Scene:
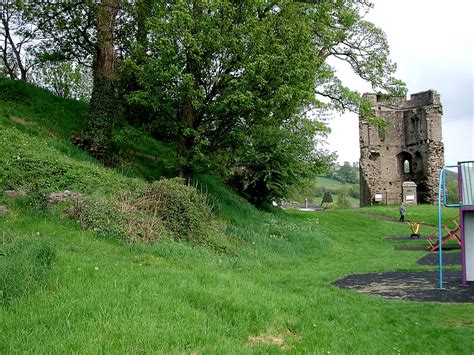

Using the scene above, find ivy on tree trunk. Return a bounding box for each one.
[84,0,119,160]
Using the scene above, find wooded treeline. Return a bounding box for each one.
[0,0,405,205]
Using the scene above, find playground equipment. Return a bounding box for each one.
[438,161,474,288]
[408,222,421,239]
[426,217,461,251]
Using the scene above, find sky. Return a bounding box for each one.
[326,0,474,165]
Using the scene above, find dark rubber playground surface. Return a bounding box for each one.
[395,245,461,251]
[333,271,474,303]
[417,252,461,266]
[385,236,423,241]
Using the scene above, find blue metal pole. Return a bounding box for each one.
[437,168,444,289]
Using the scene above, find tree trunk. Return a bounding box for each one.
[84,0,119,160]
[176,1,202,178]
[176,101,196,178]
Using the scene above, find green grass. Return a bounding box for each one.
[0,79,473,352]
[315,176,350,189]
[356,204,459,226]
[1,203,473,353]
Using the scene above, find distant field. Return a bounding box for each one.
[315,176,350,189]
[315,176,359,208]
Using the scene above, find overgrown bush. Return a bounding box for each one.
[69,178,233,252]
[0,235,55,305]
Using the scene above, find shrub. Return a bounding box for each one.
[321,191,333,205]
[69,178,233,252]
[336,186,352,209]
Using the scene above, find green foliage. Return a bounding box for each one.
[333,161,358,184]
[322,191,333,205]
[0,235,55,305]
[73,178,229,251]
[288,179,318,203]
[146,179,221,244]
[348,184,360,199]
[0,1,37,81]
[127,0,402,200]
[227,117,334,205]
[0,170,228,257]
[9,1,407,204]
[336,186,352,209]
[32,61,92,101]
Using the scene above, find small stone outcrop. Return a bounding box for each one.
[47,190,84,203]
[4,189,27,198]
[0,205,7,215]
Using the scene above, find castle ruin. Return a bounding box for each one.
[359,90,444,206]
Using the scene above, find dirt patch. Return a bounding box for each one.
[333,271,474,303]
[9,116,37,126]
[417,252,461,266]
[247,330,300,351]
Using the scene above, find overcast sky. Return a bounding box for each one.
[326,0,474,165]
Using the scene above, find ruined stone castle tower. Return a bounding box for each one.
[359,90,444,206]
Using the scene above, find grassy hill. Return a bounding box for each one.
[314,176,359,208]
[0,79,473,353]
[315,176,349,189]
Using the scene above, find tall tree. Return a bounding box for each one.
[27,0,120,159]
[0,1,38,81]
[334,161,358,184]
[132,0,326,176]
[130,0,405,202]
[86,0,120,158]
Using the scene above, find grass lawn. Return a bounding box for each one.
[1,203,472,353]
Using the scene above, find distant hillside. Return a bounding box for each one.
[315,176,352,189]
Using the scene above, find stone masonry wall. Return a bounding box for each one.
[359,90,444,206]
